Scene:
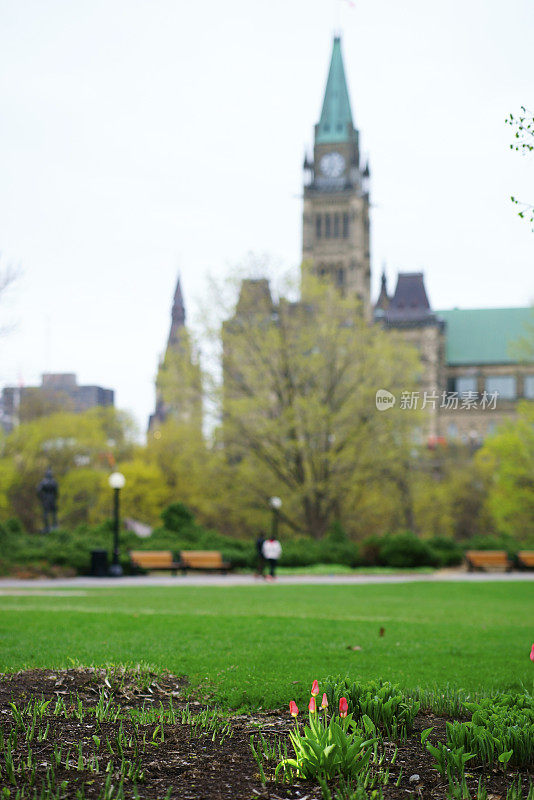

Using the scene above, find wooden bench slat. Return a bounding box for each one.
[518,551,534,568]
[179,550,232,572]
[129,550,180,572]
[465,550,510,572]
[129,549,232,574]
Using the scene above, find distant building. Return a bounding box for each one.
[240,36,534,445]
[148,277,202,433]
[375,273,533,442]
[0,373,114,433]
[151,35,533,449]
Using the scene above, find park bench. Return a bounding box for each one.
[129,550,181,575]
[465,550,511,572]
[178,550,232,574]
[517,551,534,569]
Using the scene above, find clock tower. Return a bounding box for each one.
[302,36,371,318]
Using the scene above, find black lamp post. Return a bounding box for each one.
[108,472,125,577]
[269,496,282,538]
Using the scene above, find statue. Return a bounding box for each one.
[37,468,59,533]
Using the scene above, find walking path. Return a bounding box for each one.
[0,569,533,592]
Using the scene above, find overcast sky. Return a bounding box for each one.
[1,0,533,433]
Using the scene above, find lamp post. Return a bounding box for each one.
[108,472,125,577]
[269,496,282,539]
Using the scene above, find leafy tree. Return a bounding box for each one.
[413,444,495,540]
[0,408,136,531]
[119,458,170,525]
[153,334,203,430]
[476,402,534,542]
[58,468,109,528]
[216,272,422,539]
[147,418,214,513]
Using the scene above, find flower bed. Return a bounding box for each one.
[1,670,533,799]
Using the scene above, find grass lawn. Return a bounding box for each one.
[0,581,532,709]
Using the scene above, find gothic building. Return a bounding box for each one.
[149,277,202,433]
[154,35,533,445]
[300,35,533,444]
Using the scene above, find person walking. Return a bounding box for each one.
[262,535,282,581]
[255,533,266,577]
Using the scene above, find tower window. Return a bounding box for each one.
[325,214,331,238]
[343,213,349,238]
[315,215,322,239]
[333,214,340,238]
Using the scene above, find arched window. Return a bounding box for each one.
[343,213,349,238]
[325,214,331,238]
[315,215,322,239]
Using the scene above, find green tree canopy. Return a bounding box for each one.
[0,407,137,531]
[217,273,423,538]
[476,401,534,542]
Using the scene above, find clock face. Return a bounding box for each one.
[320,152,346,178]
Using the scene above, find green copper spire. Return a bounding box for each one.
[316,36,354,144]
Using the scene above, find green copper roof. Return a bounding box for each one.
[437,307,534,365]
[316,36,354,144]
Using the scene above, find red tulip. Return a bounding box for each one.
[308,696,317,713]
[321,693,328,709]
[530,644,534,662]
[311,680,319,696]
[289,701,299,717]
[339,697,348,718]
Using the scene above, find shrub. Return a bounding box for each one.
[327,520,348,543]
[4,517,24,536]
[379,532,439,568]
[358,535,383,567]
[278,538,360,568]
[160,502,195,533]
[0,521,137,576]
[427,536,463,567]
[279,539,319,567]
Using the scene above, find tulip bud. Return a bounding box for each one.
[530,644,534,662]
[321,693,328,709]
[311,679,319,697]
[289,701,299,717]
[339,697,348,718]
[308,696,317,713]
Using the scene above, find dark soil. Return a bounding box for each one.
[0,668,532,799]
